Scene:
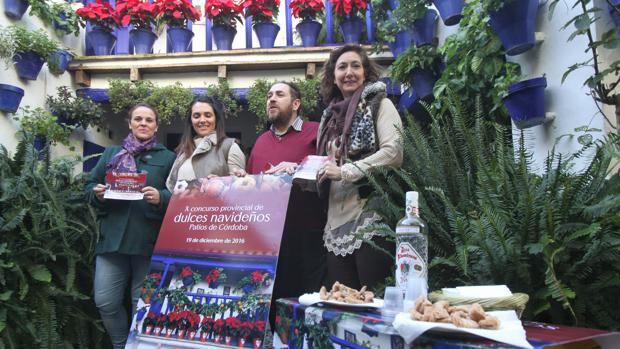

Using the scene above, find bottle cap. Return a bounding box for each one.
[406,191,418,206]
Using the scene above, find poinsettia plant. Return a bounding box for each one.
[155,0,201,28]
[179,266,202,287]
[116,0,160,30]
[329,0,366,19]
[141,272,162,301]
[75,0,121,32]
[225,316,241,337]
[252,320,266,339]
[204,0,244,28]
[213,318,226,336]
[244,0,280,25]
[205,267,228,287]
[237,270,273,293]
[238,321,253,339]
[289,0,324,20]
[143,311,158,327]
[166,311,182,329]
[200,316,215,333]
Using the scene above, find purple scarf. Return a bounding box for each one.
[106,133,156,172]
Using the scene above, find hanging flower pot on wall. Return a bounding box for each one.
[398,87,418,114]
[254,22,280,48]
[296,19,322,47]
[339,16,364,44]
[431,0,464,26]
[167,27,194,53]
[4,0,29,19]
[87,27,117,56]
[212,25,237,50]
[409,68,437,99]
[387,0,399,11]
[503,76,547,129]
[13,51,45,81]
[388,30,412,58]
[609,1,620,27]
[0,84,25,113]
[48,49,73,75]
[412,9,438,46]
[130,29,157,55]
[489,0,539,56]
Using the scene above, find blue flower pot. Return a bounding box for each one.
[167,27,194,53]
[340,16,364,44]
[48,49,72,75]
[0,83,25,113]
[208,281,219,289]
[34,135,47,153]
[398,87,418,114]
[13,51,45,81]
[150,300,163,314]
[296,19,322,47]
[87,28,117,56]
[382,78,402,96]
[388,30,412,58]
[4,0,29,19]
[242,285,254,293]
[412,9,438,46]
[136,308,147,321]
[432,0,464,26]
[254,22,280,48]
[489,0,539,56]
[212,25,236,50]
[409,68,437,99]
[130,29,157,55]
[503,76,547,129]
[387,0,399,10]
[182,275,194,286]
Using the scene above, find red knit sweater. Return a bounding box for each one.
[247,121,325,231]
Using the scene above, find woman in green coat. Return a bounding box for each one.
[85,103,175,349]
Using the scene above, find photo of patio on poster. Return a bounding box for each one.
[125,174,293,349]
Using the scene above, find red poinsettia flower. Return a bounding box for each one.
[250,270,263,283]
[155,0,201,28]
[289,0,324,20]
[330,0,366,18]
[75,0,121,32]
[213,318,226,335]
[252,320,266,339]
[243,0,280,25]
[115,0,160,30]
[180,266,194,278]
[205,0,244,28]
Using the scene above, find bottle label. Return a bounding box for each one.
[406,202,419,219]
[396,226,420,234]
[395,242,426,291]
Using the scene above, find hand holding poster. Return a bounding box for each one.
[125,174,292,349]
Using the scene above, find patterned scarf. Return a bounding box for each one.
[106,133,156,172]
[317,81,386,163]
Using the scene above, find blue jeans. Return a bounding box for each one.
[94,253,151,349]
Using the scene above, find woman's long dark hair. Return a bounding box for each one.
[175,95,227,157]
[319,44,382,104]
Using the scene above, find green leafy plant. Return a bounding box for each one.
[145,82,194,124]
[0,25,17,69]
[364,94,620,330]
[50,2,82,36]
[205,78,242,118]
[371,0,427,48]
[107,79,155,115]
[548,0,620,131]
[247,77,321,132]
[0,137,104,347]
[46,86,105,129]
[4,25,59,60]
[14,106,73,146]
[389,45,442,84]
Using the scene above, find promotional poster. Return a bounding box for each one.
[125,174,292,349]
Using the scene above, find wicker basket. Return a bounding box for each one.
[428,291,529,318]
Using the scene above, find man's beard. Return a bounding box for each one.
[269,105,294,127]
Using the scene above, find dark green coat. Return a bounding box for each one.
[85,144,176,256]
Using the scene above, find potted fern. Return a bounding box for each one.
[3,25,59,81]
[46,86,105,129]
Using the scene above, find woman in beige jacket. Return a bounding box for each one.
[317,44,403,290]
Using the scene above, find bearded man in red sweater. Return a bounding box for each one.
[246,81,326,327]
